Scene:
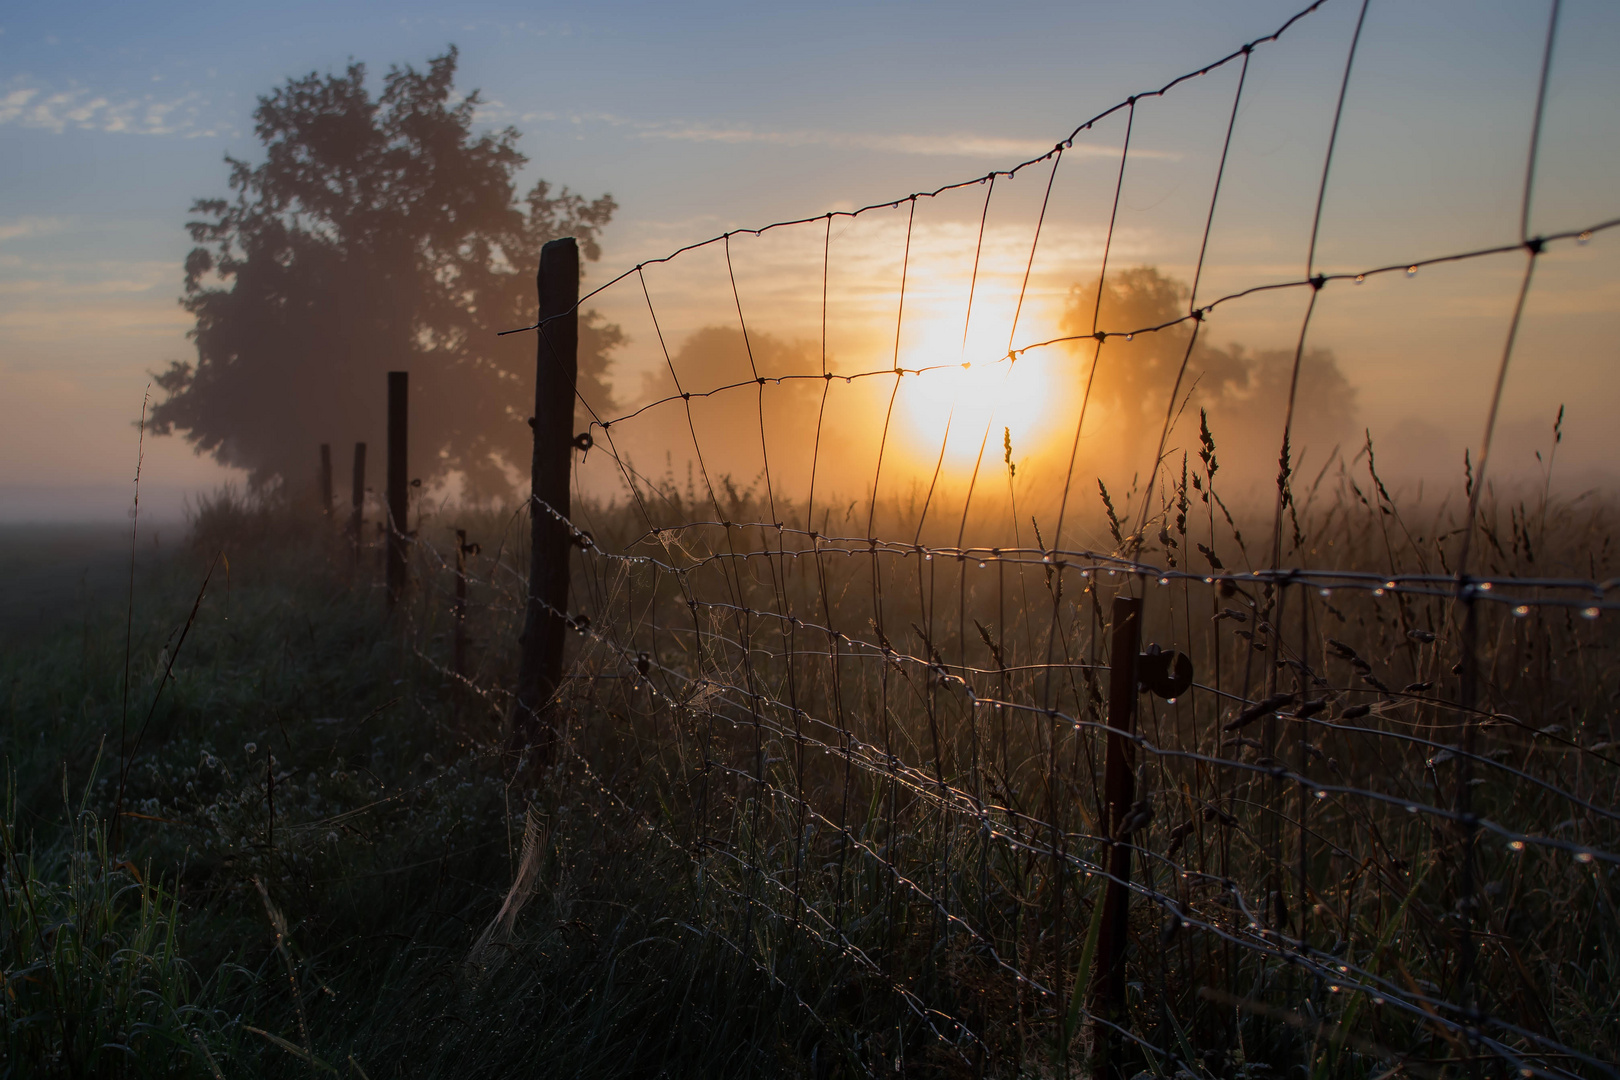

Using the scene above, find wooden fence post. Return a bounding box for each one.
[386,372,409,609]
[511,237,579,762]
[454,528,470,678]
[319,443,333,516]
[1092,592,1143,1074]
[350,442,367,561]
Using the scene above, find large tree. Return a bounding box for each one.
[153,48,620,499]
[1059,267,1356,473]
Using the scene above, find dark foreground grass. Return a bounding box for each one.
[6,467,1618,1079]
[1,506,841,1078]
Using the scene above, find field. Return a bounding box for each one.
[4,452,1617,1078]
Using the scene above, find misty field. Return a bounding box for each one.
[3,440,1617,1077]
[7,1,1620,1076]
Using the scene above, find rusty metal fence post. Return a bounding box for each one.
[1091,592,1143,1074]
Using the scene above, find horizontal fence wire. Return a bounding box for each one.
[396,0,1620,1074]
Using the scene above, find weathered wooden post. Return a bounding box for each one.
[386,372,409,609]
[454,528,470,678]
[319,443,333,516]
[1091,593,1143,1075]
[511,237,579,762]
[350,442,367,561]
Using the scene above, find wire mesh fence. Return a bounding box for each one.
[385,1,1618,1074]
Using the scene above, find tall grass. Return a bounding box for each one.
[2,764,232,1077]
[2,438,1615,1077]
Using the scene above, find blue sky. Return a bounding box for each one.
[2,0,1616,519]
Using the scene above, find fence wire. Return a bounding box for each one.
[400,0,1620,1074]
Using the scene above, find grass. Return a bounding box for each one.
[3,445,1617,1078]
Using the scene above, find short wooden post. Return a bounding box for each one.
[511,237,579,761]
[319,443,333,516]
[454,528,470,678]
[350,442,367,560]
[386,372,409,609]
[1092,593,1143,1074]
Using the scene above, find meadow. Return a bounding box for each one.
[4,425,1616,1078]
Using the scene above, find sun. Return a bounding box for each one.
[894,319,1069,474]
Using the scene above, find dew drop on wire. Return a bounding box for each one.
[1319,588,1332,597]
[1513,604,1530,617]
[978,561,987,569]
[924,553,933,561]
[1509,840,1525,852]
[1575,851,1595,864]
[1578,230,1592,245]
[1406,265,1418,277]
[1581,606,1600,620]
[1125,333,1134,341]
[1354,274,1365,284]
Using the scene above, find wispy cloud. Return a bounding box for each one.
[639,124,1064,160]
[0,79,234,138]
[541,112,1177,163]
[0,216,67,243]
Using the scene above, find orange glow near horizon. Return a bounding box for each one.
[891,293,1078,474]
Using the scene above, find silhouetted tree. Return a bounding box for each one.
[1060,267,1356,471]
[152,48,620,499]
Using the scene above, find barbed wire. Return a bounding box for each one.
[396,0,1620,1070]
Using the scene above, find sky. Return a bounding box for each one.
[2,0,1617,522]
